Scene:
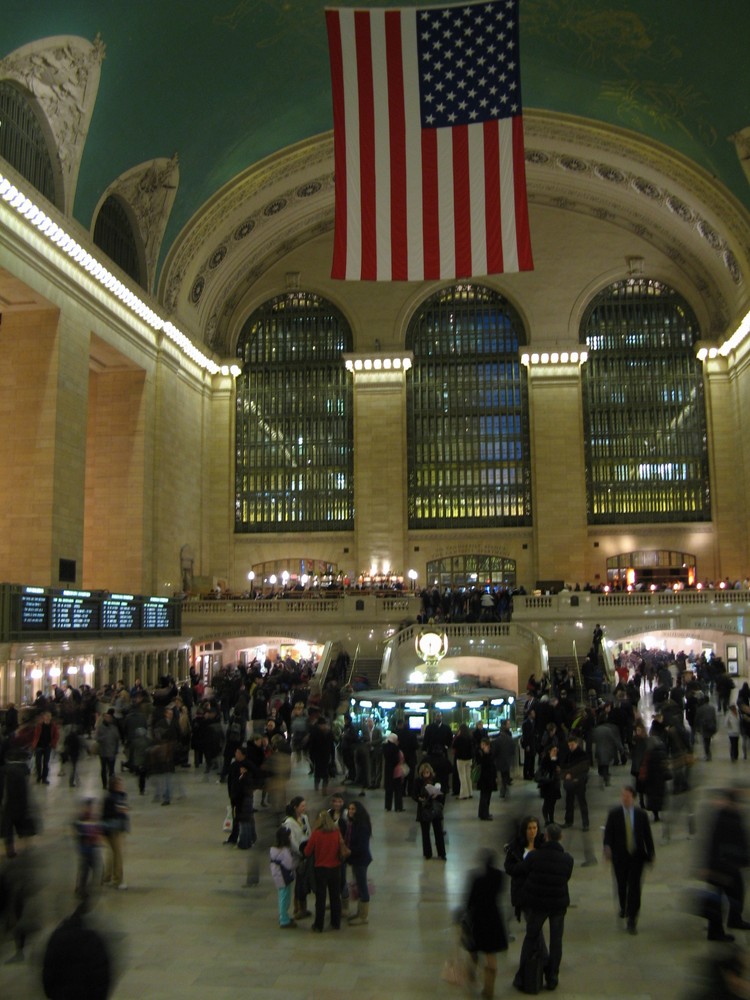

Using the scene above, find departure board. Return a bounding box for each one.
[8,585,181,640]
[102,597,140,630]
[142,600,173,630]
[50,595,100,631]
[20,593,49,630]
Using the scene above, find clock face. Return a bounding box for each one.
[418,631,444,657]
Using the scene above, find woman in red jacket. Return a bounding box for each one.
[304,810,343,932]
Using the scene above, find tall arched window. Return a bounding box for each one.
[406,283,531,528]
[581,278,710,523]
[235,292,353,532]
[93,194,143,287]
[0,80,57,205]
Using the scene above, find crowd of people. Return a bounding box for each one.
[2,639,750,997]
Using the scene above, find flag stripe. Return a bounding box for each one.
[452,125,471,278]
[326,10,348,280]
[421,127,440,279]
[436,127,455,279]
[354,11,377,280]
[483,120,503,274]
[499,116,519,273]
[385,11,406,280]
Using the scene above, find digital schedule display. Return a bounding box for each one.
[21,593,49,630]
[50,595,100,631]
[142,600,173,630]
[10,586,180,640]
[102,597,140,630]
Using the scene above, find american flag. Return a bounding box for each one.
[326,0,533,281]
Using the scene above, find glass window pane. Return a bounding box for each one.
[234,292,353,533]
[406,284,531,529]
[580,279,710,524]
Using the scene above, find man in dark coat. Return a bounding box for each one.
[422,711,452,756]
[513,823,574,993]
[603,784,655,934]
[562,736,591,831]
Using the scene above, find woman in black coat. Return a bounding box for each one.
[504,815,544,920]
[413,762,447,860]
[462,849,508,1000]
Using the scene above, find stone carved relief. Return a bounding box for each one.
[99,155,180,292]
[0,34,105,213]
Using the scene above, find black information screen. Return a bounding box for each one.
[102,599,140,631]
[142,602,173,630]
[21,594,49,630]
[50,596,101,631]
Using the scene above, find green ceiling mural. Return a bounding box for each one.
[1,0,748,277]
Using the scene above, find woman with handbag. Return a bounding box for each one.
[282,796,312,919]
[414,762,447,860]
[304,810,345,931]
[344,800,373,925]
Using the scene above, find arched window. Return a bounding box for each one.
[426,554,517,590]
[93,195,143,286]
[235,292,353,533]
[0,79,57,205]
[581,278,710,523]
[406,283,531,528]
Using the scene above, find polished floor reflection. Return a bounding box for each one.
[0,726,747,999]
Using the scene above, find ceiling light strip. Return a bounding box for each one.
[0,172,221,376]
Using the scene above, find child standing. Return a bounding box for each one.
[269,826,296,928]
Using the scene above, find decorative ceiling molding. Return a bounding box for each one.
[159,111,750,352]
[0,35,105,215]
[94,155,180,294]
[158,135,334,316]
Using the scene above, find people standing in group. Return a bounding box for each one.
[462,849,508,999]
[512,823,574,994]
[382,731,405,812]
[344,800,373,926]
[476,738,497,821]
[282,796,312,920]
[414,761,447,860]
[269,825,297,929]
[101,775,130,891]
[602,784,655,935]
[304,810,344,932]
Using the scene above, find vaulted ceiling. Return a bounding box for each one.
[2,0,748,272]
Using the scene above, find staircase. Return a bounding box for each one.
[548,655,582,703]
[349,656,383,691]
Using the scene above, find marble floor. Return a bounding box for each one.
[0,732,746,1000]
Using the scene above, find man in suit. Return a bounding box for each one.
[603,784,656,934]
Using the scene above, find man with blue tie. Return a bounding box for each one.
[603,784,655,935]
